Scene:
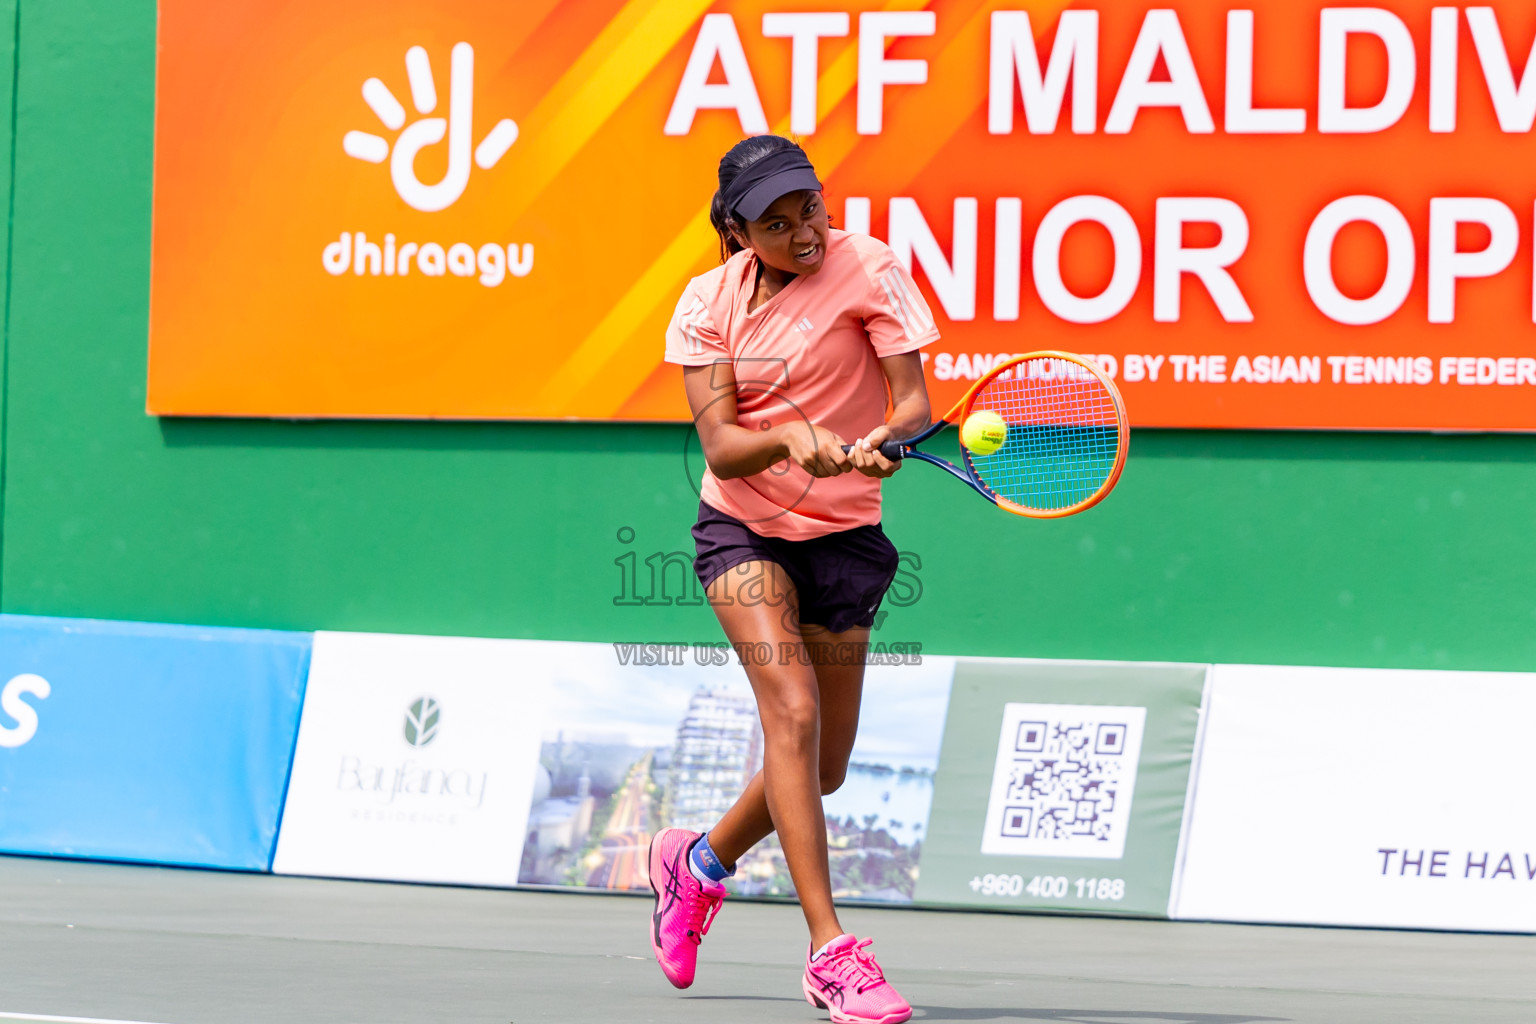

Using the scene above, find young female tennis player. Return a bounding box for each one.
[646,135,937,1024]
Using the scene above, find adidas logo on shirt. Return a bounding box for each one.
[792,317,814,333]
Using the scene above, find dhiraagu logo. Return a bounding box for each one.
[0,673,51,749]
[327,41,534,286]
[343,42,517,212]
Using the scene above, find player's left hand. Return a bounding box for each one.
[848,424,901,478]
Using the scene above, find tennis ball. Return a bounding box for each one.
[961,409,1008,456]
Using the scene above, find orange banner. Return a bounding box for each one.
[149,1,1536,429]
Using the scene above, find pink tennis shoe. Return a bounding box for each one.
[803,934,913,1024]
[647,827,726,989]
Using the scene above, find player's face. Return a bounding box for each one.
[738,190,829,277]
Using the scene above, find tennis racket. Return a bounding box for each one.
[844,351,1128,518]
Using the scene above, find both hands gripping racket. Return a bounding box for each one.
[845,351,1129,518]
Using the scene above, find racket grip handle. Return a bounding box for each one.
[840,440,907,460]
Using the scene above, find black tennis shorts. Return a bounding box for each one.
[691,501,900,634]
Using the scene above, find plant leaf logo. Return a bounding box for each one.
[343,42,518,213]
[403,696,442,748]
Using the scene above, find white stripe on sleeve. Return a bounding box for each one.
[889,270,932,333]
[679,296,710,355]
[878,274,914,339]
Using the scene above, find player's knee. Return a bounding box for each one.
[818,765,846,795]
[764,691,819,748]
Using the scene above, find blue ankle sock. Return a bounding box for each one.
[688,833,733,884]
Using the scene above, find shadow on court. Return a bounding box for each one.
[908,1011,1289,1023]
[684,996,1290,1023]
[684,995,806,1004]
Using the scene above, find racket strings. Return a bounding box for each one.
[965,359,1121,513]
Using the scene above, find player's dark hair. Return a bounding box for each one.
[710,135,808,263]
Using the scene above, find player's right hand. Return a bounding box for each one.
[782,422,853,478]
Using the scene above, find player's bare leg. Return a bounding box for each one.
[708,619,866,858]
[702,560,858,951]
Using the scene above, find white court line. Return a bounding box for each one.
[0,1014,176,1024]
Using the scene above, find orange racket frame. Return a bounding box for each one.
[850,351,1129,518]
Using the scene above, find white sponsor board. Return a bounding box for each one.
[273,631,549,885]
[1173,664,1536,932]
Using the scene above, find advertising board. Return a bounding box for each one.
[1172,663,1536,932]
[915,658,1207,916]
[150,1,1536,429]
[515,642,954,903]
[272,631,550,886]
[0,614,311,870]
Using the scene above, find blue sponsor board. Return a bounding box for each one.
[0,615,310,870]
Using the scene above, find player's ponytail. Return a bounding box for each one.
[709,135,809,264]
[708,187,743,264]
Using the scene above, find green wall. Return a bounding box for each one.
[2,0,1534,671]
[0,0,17,513]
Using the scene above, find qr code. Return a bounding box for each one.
[980,703,1147,860]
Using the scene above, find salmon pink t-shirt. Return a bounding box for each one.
[663,230,939,540]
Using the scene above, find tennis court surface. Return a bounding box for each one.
[1,855,1530,1024]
